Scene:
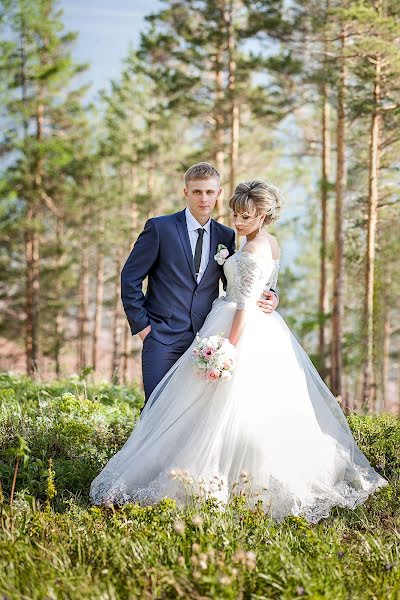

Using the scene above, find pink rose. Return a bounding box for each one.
[203,347,215,359]
[206,369,220,381]
[220,248,229,259]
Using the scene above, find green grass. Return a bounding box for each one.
[0,373,399,599]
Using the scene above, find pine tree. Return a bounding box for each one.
[0,0,89,376]
[331,18,348,401]
[93,49,188,381]
[140,0,267,221]
[336,0,400,410]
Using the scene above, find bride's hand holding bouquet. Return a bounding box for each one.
[192,333,236,381]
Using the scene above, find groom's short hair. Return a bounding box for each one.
[184,162,221,187]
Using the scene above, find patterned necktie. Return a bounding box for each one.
[194,228,205,275]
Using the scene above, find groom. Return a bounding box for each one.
[121,162,279,404]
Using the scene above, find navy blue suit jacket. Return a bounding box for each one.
[121,209,236,345]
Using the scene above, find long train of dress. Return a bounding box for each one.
[90,247,388,523]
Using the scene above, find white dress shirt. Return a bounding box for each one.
[185,207,211,284]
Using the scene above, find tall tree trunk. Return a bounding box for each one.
[381,303,390,413]
[111,246,124,383]
[121,320,131,385]
[146,160,155,219]
[130,166,139,232]
[362,53,382,412]
[26,91,45,377]
[331,25,347,401]
[397,345,400,415]
[318,0,331,379]
[54,217,64,377]
[214,47,225,222]
[92,216,104,372]
[120,168,139,383]
[19,12,28,138]
[146,123,155,218]
[25,207,40,377]
[22,12,40,376]
[319,77,331,378]
[77,211,90,371]
[224,0,239,200]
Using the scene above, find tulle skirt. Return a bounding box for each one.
[90,297,388,523]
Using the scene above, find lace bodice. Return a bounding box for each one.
[224,248,279,309]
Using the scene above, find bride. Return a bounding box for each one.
[90,179,388,523]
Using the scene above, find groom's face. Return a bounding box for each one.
[184,177,221,223]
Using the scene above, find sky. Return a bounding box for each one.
[60,0,163,100]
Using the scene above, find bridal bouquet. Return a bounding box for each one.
[192,333,236,382]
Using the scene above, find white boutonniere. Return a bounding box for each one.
[214,244,229,265]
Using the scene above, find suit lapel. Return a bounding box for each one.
[176,210,197,282]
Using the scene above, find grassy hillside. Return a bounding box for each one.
[0,373,399,599]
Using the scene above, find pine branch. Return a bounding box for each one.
[40,191,63,218]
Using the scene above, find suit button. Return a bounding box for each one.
[194,292,198,296]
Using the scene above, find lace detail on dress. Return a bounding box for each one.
[224,249,278,309]
[91,450,387,524]
[235,252,261,310]
[265,260,280,292]
[254,465,387,524]
[91,471,171,507]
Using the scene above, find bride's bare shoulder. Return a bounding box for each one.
[243,233,280,260]
[266,233,280,260]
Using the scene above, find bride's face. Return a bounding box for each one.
[232,209,265,236]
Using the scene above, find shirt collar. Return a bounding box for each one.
[185,207,211,234]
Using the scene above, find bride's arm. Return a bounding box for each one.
[257,238,281,313]
[228,249,259,346]
[229,309,247,346]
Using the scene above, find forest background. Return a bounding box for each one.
[0,0,399,415]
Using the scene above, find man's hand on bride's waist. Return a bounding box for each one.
[257,290,279,314]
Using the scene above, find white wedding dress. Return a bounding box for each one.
[90,242,388,523]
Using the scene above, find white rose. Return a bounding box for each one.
[214,253,225,265]
[214,244,229,265]
[221,370,232,382]
[207,335,220,349]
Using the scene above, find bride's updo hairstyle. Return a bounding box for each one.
[229,179,282,225]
